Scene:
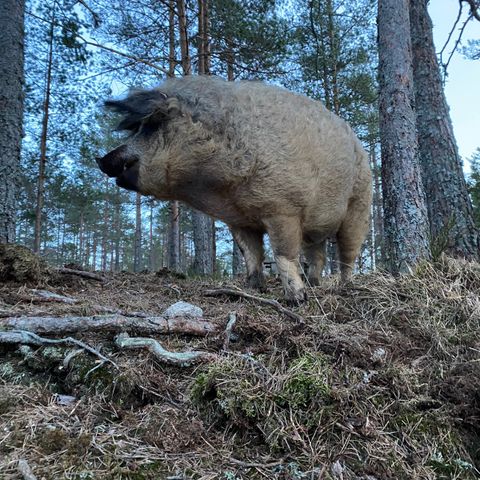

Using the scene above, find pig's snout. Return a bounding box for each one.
[96,145,140,192]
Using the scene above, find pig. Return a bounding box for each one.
[97,75,372,304]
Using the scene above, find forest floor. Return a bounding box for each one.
[0,246,480,479]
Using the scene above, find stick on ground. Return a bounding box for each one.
[57,267,105,282]
[0,330,118,369]
[17,459,37,480]
[0,314,218,336]
[204,288,305,324]
[115,332,218,366]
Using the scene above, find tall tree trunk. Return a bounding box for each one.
[378,0,430,273]
[226,40,243,276]
[176,0,191,74]
[167,0,181,271]
[168,200,181,270]
[33,7,55,253]
[149,200,155,271]
[101,178,109,270]
[176,0,214,275]
[371,143,384,266]
[0,0,25,243]
[114,186,121,271]
[410,0,479,259]
[133,192,142,272]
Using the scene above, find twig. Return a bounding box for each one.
[114,332,218,366]
[229,457,285,469]
[223,311,237,350]
[462,0,480,21]
[204,288,305,324]
[17,459,37,480]
[58,267,105,282]
[0,330,118,369]
[1,314,218,336]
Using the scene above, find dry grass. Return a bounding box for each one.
[1,254,480,478]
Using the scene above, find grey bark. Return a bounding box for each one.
[33,11,54,253]
[0,0,25,243]
[168,200,181,270]
[133,192,142,272]
[378,0,430,272]
[189,0,215,275]
[410,0,479,259]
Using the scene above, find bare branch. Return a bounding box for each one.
[204,288,305,324]
[462,0,480,21]
[114,332,217,366]
[1,314,218,336]
[0,330,118,368]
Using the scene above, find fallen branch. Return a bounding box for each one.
[17,459,37,480]
[29,289,77,304]
[1,314,218,336]
[57,267,105,282]
[0,330,118,369]
[115,332,218,366]
[204,288,305,324]
[223,311,237,350]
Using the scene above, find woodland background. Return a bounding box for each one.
[2,0,480,276]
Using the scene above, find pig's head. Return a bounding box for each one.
[96,89,183,195]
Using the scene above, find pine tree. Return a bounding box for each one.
[410,0,479,259]
[0,0,25,243]
[378,0,430,272]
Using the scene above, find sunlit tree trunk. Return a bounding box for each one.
[410,0,479,259]
[378,0,430,272]
[0,0,25,243]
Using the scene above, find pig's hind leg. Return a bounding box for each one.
[302,238,327,286]
[336,198,371,282]
[231,227,266,291]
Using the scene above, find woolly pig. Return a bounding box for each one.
[97,76,372,304]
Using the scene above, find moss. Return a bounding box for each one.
[278,353,332,408]
[0,244,49,283]
[38,428,70,454]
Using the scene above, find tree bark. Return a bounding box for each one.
[410,0,479,259]
[33,8,55,253]
[188,0,215,275]
[0,0,25,243]
[133,192,142,272]
[1,314,218,336]
[378,0,430,273]
[167,0,181,272]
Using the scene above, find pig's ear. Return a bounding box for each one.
[105,89,172,131]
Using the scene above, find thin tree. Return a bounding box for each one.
[410,0,479,259]
[378,0,430,272]
[33,2,56,253]
[133,192,142,272]
[167,0,181,272]
[0,0,25,243]
[176,0,214,275]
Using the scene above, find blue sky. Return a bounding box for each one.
[430,1,480,163]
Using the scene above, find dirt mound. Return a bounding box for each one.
[0,244,50,283]
[1,256,480,479]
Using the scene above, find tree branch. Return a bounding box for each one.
[204,288,305,324]
[114,332,217,366]
[0,314,218,336]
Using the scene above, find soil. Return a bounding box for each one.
[1,246,480,479]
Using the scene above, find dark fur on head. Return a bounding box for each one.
[105,89,177,131]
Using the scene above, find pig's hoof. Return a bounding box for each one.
[285,289,307,306]
[247,272,266,292]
